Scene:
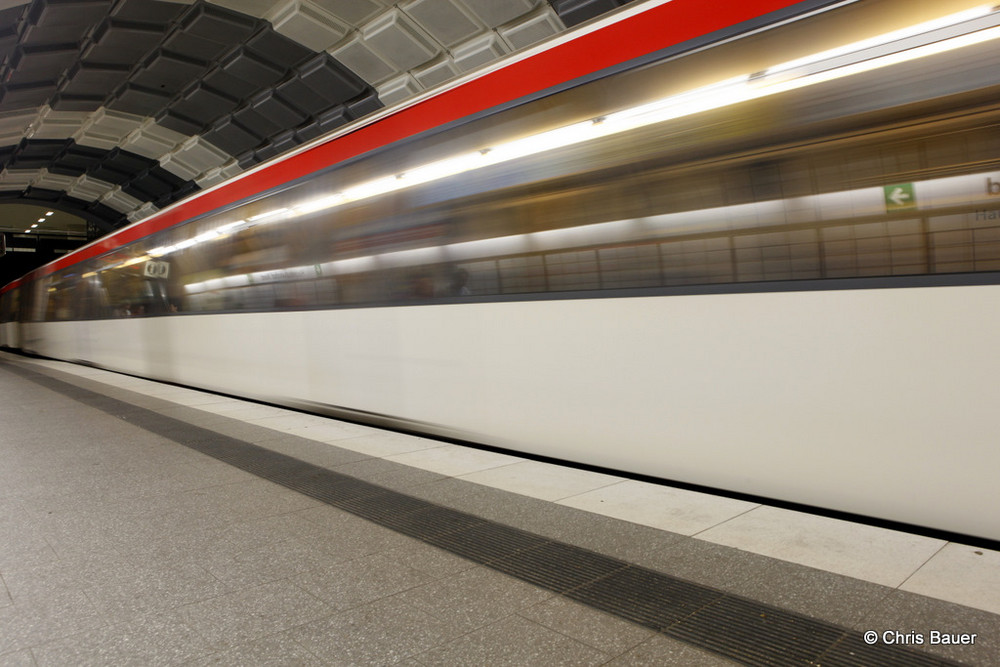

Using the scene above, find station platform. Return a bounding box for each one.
[1,351,998,666]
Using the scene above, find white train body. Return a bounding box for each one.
[5,0,1000,542]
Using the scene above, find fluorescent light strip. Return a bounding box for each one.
[248,208,290,223]
[765,5,994,76]
[757,23,1000,95]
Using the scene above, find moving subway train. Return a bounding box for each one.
[3,0,1000,542]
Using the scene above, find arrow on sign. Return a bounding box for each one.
[883,183,916,211]
[888,187,910,206]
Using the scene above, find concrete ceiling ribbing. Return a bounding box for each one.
[0,0,636,236]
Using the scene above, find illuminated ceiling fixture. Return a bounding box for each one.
[215,220,245,236]
[45,211,53,216]
[37,218,45,223]
[762,5,994,80]
[398,152,485,186]
[247,208,290,224]
[120,255,150,268]
[194,229,224,244]
[754,9,1000,95]
[293,194,346,214]
[148,245,175,258]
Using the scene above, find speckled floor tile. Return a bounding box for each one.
[415,613,612,666]
[293,552,437,612]
[0,648,36,666]
[181,535,336,590]
[186,631,325,666]
[286,594,461,665]
[176,580,334,651]
[78,558,232,623]
[31,612,213,667]
[0,589,106,655]
[0,531,60,573]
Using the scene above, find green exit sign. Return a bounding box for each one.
[884,183,916,211]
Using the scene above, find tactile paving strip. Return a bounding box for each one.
[8,361,958,667]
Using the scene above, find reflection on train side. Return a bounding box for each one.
[179,169,1000,307]
[24,1,1000,321]
[41,160,1000,320]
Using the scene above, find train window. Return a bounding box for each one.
[498,256,547,294]
[598,246,661,289]
[545,251,600,292]
[461,261,500,295]
[0,290,14,324]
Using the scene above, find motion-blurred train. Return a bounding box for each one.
[4,0,1000,543]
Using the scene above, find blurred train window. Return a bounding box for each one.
[597,246,661,289]
[499,256,547,294]
[0,288,17,323]
[461,261,500,295]
[47,279,75,321]
[546,250,600,292]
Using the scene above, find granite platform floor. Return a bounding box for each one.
[1,351,998,666]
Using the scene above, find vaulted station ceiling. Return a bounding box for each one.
[0,0,636,249]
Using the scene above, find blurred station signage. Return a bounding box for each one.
[144,260,169,279]
[884,183,916,211]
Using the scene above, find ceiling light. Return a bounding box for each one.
[248,208,290,223]
[294,194,346,214]
[764,5,994,78]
